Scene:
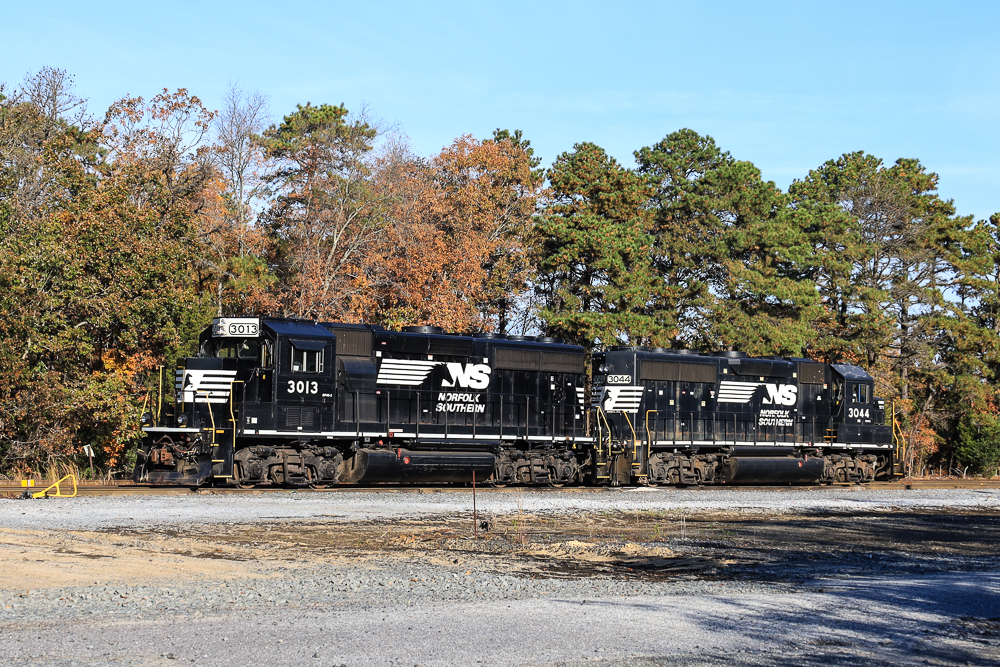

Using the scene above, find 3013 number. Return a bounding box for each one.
[287,380,318,394]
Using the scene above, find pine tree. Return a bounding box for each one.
[636,129,817,355]
[535,143,660,349]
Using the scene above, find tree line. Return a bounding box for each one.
[2,68,998,477]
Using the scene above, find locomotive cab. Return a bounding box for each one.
[828,364,887,448]
[135,317,341,486]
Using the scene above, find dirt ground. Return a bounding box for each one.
[3,507,999,591]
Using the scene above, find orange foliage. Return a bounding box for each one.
[349,135,544,331]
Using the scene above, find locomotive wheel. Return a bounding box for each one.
[235,463,256,490]
[304,466,326,489]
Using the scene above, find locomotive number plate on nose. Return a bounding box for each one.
[606,374,632,384]
[228,322,259,335]
[212,317,261,337]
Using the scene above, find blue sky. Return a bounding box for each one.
[4,1,998,220]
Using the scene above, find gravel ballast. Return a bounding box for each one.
[1,487,998,666]
[2,486,999,531]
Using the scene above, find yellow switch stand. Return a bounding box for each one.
[24,474,77,499]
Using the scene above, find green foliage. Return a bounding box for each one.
[258,102,385,318]
[955,413,1000,476]
[490,128,543,177]
[636,129,818,355]
[0,75,213,472]
[535,142,661,349]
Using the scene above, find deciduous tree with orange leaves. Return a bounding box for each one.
[354,132,545,332]
[0,73,215,471]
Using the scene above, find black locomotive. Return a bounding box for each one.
[134,317,894,487]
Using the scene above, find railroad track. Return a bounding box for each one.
[2,479,999,497]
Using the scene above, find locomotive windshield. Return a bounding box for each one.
[831,377,844,411]
[202,338,260,361]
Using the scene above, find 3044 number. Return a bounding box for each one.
[848,407,870,419]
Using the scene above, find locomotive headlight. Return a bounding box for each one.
[598,364,610,373]
[176,413,189,427]
[140,412,153,426]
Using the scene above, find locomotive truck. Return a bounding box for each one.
[133,317,894,487]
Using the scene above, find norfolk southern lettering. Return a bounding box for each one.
[135,318,894,488]
[436,392,486,413]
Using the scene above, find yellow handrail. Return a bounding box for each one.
[596,408,613,458]
[229,380,244,451]
[596,405,604,454]
[156,365,164,424]
[621,410,637,443]
[31,474,77,499]
[198,391,217,443]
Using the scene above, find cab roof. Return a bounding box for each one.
[263,321,337,339]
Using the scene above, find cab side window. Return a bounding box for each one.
[851,383,870,403]
[292,346,324,373]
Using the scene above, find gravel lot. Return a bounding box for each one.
[1,487,999,666]
[3,486,1000,530]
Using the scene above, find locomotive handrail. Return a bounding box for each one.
[596,405,603,450]
[156,365,164,425]
[645,410,658,474]
[596,407,613,457]
[621,410,640,471]
[228,380,244,449]
[198,391,216,443]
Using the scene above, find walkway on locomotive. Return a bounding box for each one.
[164,318,592,448]
[592,348,891,450]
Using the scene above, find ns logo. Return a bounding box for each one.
[441,363,492,390]
[762,384,798,406]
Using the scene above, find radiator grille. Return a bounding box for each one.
[641,360,716,383]
[428,338,475,357]
[329,329,372,357]
[640,361,678,381]
[540,351,585,374]
[798,362,826,384]
[495,348,540,371]
[679,363,717,383]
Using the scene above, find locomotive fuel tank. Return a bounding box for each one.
[340,449,496,484]
[720,457,826,484]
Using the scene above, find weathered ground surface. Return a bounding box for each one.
[1,487,998,666]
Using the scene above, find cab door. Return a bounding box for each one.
[242,338,275,432]
[846,382,873,425]
[276,337,335,433]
